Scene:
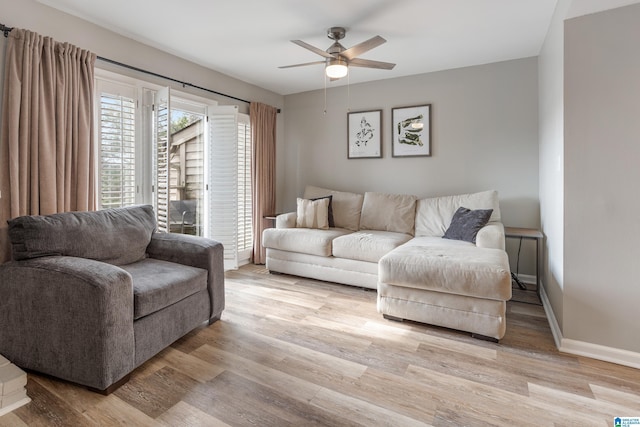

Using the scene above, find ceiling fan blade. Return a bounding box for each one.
[348,57,396,70]
[279,60,326,69]
[291,40,334,59]
[341,35,386,60]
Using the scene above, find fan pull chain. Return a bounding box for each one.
[347,71,350,112]
[323,72,327,115]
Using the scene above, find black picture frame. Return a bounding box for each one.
[347,109,383,159]
[391,104,431,157]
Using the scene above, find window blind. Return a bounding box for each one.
[237,115,253,260]
[97,81,136,209]
[207,106,240,270]
[154,87,171,232]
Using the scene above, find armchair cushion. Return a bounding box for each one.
[146,232,225,321]
[121,259,208,319]
[7,205,156,266]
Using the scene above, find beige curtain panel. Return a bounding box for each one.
[250,102,277,265]
[0,28,97,262]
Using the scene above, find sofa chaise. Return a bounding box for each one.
[0,205,224,393]
[263,186,512,340]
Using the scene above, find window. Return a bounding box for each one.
[94,71,253,268]
[153,88,206,235]
[96,80,137,209]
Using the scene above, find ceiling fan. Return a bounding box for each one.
[279,27,395,80]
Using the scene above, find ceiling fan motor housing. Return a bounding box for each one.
[327,27,346,41]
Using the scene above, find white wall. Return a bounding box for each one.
[564,3,640,352]
[282,58,540,273]
[538,0,571,330]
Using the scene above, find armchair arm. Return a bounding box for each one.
[276,212,296,228]
[0,256,134,391]
[476,222,506,250]
[146,233,224,322]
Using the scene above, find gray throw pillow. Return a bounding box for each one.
[443,207,493,243]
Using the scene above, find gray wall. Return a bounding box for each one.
[563,3,640,352]
[282,58,540,274]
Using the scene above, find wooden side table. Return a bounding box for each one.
[504,227,543,304]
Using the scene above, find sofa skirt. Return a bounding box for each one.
[266,249,378,289]
[377,282,507,339]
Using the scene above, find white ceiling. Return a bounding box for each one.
[34,0,637,95]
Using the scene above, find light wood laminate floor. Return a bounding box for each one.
[2,264,639,426]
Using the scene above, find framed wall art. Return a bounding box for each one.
[347,109,382,159]
[391,104,431,157]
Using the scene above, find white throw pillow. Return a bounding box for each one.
[296,197,330,230]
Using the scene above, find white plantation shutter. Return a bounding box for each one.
[97,80,137,209]
[207,106,242,270]
[237,115,252,259]
[154,87,171,232]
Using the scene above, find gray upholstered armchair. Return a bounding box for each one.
[0,205,224,393]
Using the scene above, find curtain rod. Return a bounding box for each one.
[1,22,280,111]
[0,23,11,37]
[95,56,251,105]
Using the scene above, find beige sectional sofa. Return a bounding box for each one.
[262,185,512,340]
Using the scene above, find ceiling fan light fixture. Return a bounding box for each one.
[325,58,348,79]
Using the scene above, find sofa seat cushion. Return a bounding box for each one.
[379,242,511,301]
[121,258,208,319]
[262,227,351,257]
[333,231,413,263]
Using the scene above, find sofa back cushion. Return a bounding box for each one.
[415,190,501,237]
[359,192,417,235]
[303,186,364,231]
[8,205,157,265]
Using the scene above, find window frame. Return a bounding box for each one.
[93,68,254,266]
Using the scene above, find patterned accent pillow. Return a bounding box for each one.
[443,207,493,243]
[296,197,330,230]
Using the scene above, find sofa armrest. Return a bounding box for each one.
[146,233,224,322]
[276,212,296,228]
[0,256,134,390]
[476,222,506,250]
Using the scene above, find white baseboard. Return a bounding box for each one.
[539,284,563,349]
[560,339,640,370]
[514,273,536,285]
[539,283,640,369]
